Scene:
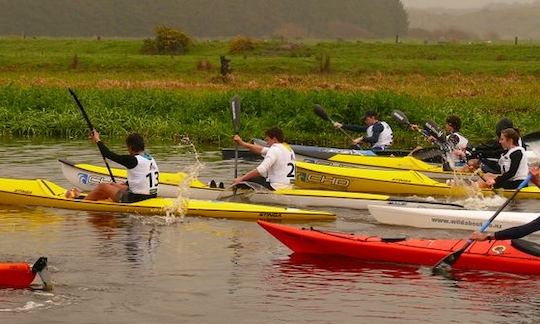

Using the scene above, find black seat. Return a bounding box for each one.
[511,239,540,257]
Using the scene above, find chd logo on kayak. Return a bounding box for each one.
[78,173,111,185]
[296,172,350,188]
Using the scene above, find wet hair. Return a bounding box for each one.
[446,115,462,132]
[495,118,513,138]
[265,127,284,142]
[126,133,145,152]
[500,128,520,146]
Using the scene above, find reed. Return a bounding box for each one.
[0,86,537,148]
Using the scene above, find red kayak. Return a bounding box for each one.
[258,221,540,275]
[0,257,52,290]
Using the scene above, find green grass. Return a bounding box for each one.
[0,38,538,146]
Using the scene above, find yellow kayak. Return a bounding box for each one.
[60,159,222,200]
[295,153,477,181]
[295,161,540,199]
[0,178,336,221]
[59,160,464,209]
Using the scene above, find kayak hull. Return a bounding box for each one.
[60,160,462,210]
[0,178,335,221]
[0,263,35,289]
[60,159,222,200]
[258,220,540,275]
[295,153,468,181]
[368,205,540,232]
[295,161,540,199]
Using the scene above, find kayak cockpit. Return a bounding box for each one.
[511,239,540,257]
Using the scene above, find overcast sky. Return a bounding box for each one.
[402,0,536,9]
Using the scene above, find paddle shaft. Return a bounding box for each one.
[432,174,532,271]
[231,96,241,179]
[313,105,355,142]
[68,88,116,183]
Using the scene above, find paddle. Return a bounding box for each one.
[231,95,241,179]
[432,174,533,274]
[313,104,355,142]
[68,88,116,183]
[523,130,540,155]
[391,110,445,162]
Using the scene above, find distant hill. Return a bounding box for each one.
[408,1,540,40]
[0,0,408,38]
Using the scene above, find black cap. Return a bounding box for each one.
[495,118,513,137]
[363,111,378,120]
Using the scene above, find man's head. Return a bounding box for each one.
[445,115,462,132]
[363,111,379,126]
[126,133,145,154]
[264,127,284,144]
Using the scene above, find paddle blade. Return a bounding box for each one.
[424,120,445,141]
[432,247,467,274]
[523,131,540,155]
[231,95,241,133]
[313,104,330,121]
[391,110,410,126]
[410,148,444,163]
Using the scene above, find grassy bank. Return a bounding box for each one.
[0,87,538,148]
[0,38,538,147]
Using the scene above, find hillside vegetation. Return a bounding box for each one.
[0,0,407,38]
[408,1,540,40]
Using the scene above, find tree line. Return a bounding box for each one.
[0,0,408,38]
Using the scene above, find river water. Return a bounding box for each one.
[1,139,540,323]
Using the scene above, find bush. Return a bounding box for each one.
[229,36,257,54]
[141,38,158,54]
[142,26,193,55]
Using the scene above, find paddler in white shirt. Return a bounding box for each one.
[232,127,295,190]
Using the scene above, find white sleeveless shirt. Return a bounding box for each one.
[257,143,295,189]
[127,154,160,195]
[367,121,393,148]
[498,146,528,181]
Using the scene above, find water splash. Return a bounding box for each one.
[165,136,205,222]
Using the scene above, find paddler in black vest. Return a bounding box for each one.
[471,166,540,241]
[333,111,393,150]
[463,118,525,174]
[477,128,529,190]
[66,130,159,202]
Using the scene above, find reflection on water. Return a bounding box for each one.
[268,253,540,322]
[0,139,540,323]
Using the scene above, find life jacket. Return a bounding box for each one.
[498,146,528,181]
[367,121,393,148]
[127,153,159,195]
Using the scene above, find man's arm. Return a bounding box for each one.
[341,123,368,133]
[233,135,264,155]
[361,123,383,145]
[97,141,138,169]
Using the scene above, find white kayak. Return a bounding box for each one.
[368,205,540,232]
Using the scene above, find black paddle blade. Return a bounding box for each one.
[391,110,410,126]
[523,131,540,154]
[231,95,241,133]
[313,104,330,121]
[410,148,444,163]
[432,246,467,274]
[424,120,445,141]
